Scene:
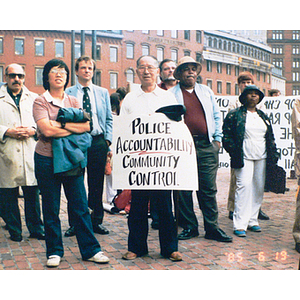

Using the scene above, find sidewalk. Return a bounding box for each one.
[0,168,299,270]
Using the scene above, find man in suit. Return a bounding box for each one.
[65,56,113,236]
[170,56,232,242]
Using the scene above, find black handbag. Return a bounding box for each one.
[265,163,286,194]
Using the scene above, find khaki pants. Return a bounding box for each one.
[227,168,236,212]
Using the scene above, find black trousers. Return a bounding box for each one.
[67,134,108,227]
[0,186,44,237]
[87,135,109,226]
[178,138,220,233]
[128,190,178,257]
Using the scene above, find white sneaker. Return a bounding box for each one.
[87,251,110,264]
[47,255,61,267]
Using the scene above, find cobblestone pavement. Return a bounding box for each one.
[0,168,299,271]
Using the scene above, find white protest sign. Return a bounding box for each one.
[216,95,299,172]
[112,113,198,190]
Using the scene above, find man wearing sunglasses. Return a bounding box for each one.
[0,63,44,242]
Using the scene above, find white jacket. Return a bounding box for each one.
[0,84,38,187]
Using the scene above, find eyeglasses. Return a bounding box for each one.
[7,73,25,79]
[50,69,67,75]
[137,66,157,72]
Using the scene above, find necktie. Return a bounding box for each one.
[82,87,93,131]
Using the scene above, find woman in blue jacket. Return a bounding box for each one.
[222,85,279,237]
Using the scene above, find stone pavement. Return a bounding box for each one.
[0,168,299,270]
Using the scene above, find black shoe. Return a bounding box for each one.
[93,224,109,235]
[178,228,199,240]
[258,210,270,220]
[10,234,22,242]
[29,232,45,240]
[64,226,76,237]
[205,228,232,243]
[228,211,233,220]
[296,243,300,254]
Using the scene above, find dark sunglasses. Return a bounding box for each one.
[7,73,25,79]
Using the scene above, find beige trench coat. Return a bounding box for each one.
[0,84,38,188]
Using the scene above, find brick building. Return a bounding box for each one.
[0,30,123,95]
[0,29,273,95]
[201,30,273,96]
[267,30,300,95]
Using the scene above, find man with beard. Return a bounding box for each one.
[158,59,178,90]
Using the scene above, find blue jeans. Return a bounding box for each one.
[34,152,101,260]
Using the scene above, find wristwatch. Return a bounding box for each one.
[61,121,66,129]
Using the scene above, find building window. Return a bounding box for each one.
[15,38,24,55]
[75,43,81,59]
[95,70,101,86]
[293,86,300,95]
[0,38,3,54]
[235,66,239,76]
[272,45,283,54]
[157,30,163,36]
[272,30,283,40]
[157,47,164,62]
[217,81,222,94]
[226,64,231,75]
[184,30,190,40]
[126,43,134,59]
[235,84,239,95]
[35,67,43,85]
[0,66,3,82]
[110,46,118,62]
[257,71,260,81]
[293,31,300,40]
[35,40,44,56]
[126,69,134,83]
[217,62,222,73]
[293,58,300,68]
[55,41,64,58]
[293,46,300,54]
[184,50,190,56]
[171,49,178,63]
[293,72,300,81]
[196,31,202,43]
[207,79,212,89]
[171,30,177,38]
[96,45,101,60]
[142,30,149,34]
[142,44,149,56]
[273,58,283,68]
[226,82,231,95]
[207,60,212,72]
[196,52,201,63]
[110,72,118,89]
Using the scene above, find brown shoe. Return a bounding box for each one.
[169,251,182,262]
[122,251,137,260]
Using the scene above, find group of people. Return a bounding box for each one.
[0,53,299,269]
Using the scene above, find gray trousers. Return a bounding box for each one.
[178,137,219,232]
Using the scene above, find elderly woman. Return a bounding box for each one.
[33,59,109,267]
[222,85,279,237]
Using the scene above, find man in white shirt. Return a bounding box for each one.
[120,55,182,262]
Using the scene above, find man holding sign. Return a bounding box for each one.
[119,55,183,261]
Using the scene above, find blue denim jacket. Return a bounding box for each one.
[170,83,222,143]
